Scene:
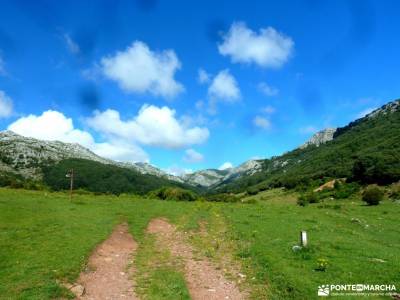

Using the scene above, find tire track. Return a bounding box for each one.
[71,223,138,300]
[147,218,246,300]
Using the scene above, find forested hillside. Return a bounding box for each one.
[214,100,400,193]
[42,159,192,195]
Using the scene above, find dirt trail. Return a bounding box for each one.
[147,218,246,300]
[72,223,138,300]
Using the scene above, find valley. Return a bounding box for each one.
[2,2,400,298]
[0,100,399,299]
[0,188,399,299]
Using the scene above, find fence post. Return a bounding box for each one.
[300,230,308,247]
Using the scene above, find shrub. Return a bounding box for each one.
[246,187,259,196]
[257,185,268,192]
[389,183,400,201]
[241,198,257,204]
[306,192,319,203]
[297,192,319,206]
[362,185,384,206]
[23,181,46,191]
[205,193,240,203]
[297,195,309,206]
[333,182,360,199]
[149,187,198,201]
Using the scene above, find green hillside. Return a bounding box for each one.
[215,100,400,193]
[42,158,191,195]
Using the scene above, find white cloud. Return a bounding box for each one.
[64,34,80,54]
[8,110,149,162]
[180,113,208,128]
[183,148,204,163]
[165,165,193,176]
[219,162,233,170]
[0,90,13,118]
[208,69,240,101]
[258,82,279,96]
[92,140,148,163]
[299,125,318,134]
[253,115,271,130]
[357,107,376,119]
[262,105,276,114]
[101,41,184,98]
[218,22,294,68]
[8,110,93,146]
[198,68,210,84]
[86,104,209,149]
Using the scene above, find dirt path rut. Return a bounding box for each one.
[147,218,246,300]
[73,223,138,300]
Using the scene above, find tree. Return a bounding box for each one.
[362,186,384,206]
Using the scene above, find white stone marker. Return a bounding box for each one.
[300,231,308,247]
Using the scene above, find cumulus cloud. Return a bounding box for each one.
[218,22,294,68]
[258,82,279,96]
[64,34,80,54]
[219,162,233,170]
[8,110,93,146]
[86,104,209,149]
[183,149,204,163]
[208,69,240,101]
[253,115,271,130]
[196,69,241,115]
[0,90,13,118]
[8,110,149,162]
[92,140,149,163]
[198,68,210,84]
[101,41,184,98]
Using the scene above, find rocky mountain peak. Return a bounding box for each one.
[181,159,263,187]
[300,128,337,149]
[365,99,400,119]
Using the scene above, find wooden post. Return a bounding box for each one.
[300,230,308,247]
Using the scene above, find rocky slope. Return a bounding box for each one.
[366,99,400,118]
[0,129,267,188]
[0,130,180,181]
[300,128,337,149]
[296,101,400,150]
[182,169,230,187]
[182,159,263,187]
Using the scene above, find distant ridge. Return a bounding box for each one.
[1,98,399,190]
[0,130,181,182]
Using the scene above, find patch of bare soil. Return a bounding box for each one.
[71,223,138,300]
[147,218,246,300]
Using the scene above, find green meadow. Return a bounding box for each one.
[0,188,399,299]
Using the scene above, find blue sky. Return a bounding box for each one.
[0,0,399,174]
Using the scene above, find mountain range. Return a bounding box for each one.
[0,130,264,188]
[1,99,399,192]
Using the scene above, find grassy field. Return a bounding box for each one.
[0,188,399,299]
